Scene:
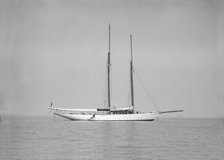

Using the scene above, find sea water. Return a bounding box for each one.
[0,116,224,160]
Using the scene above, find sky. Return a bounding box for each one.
[0,0,224,118]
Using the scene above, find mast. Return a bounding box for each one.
[107,24,111,111]
[130,34,135,111]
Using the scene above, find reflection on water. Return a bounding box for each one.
[0,116,224,160]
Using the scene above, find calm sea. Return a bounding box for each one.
[0,116,223,160]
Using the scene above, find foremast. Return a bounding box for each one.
[107,24,111,112]
[130,34,135,113]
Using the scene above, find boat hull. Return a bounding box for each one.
[54,112,158,121]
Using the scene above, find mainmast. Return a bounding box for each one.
[130,34,135,112]
[107,24,111,111]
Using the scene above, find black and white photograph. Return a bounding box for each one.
[0,0,224,159]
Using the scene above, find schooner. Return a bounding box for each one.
[50,25,183,121]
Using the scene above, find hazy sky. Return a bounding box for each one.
[0,0,224,118]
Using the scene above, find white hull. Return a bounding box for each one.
[54,112,158,121]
